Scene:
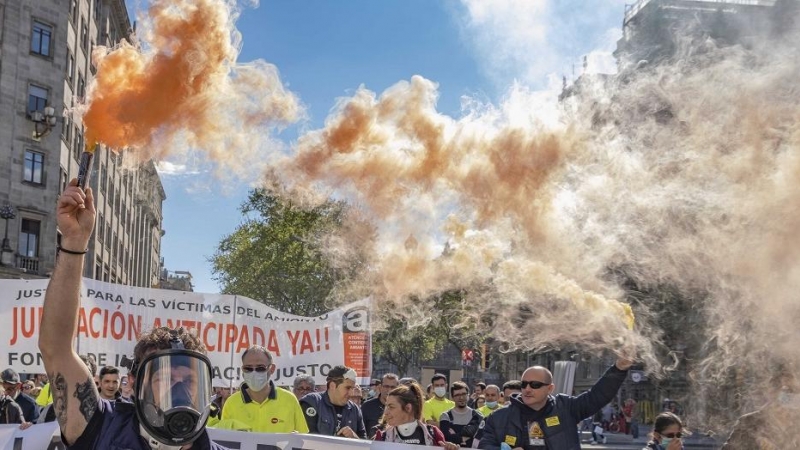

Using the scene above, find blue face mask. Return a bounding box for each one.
[486,401,498,409]
[660,437,673,448]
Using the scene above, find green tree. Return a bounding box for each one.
[372,290,479,376]
[211,189,353,316]
[213,191,479,376]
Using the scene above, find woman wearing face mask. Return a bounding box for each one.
[643,412,686,450]
[374,382,458,449]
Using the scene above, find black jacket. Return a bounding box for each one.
[479,365,628,450]
[300,391,367,439]
[14,392,39,423]
[0,396,24,424]
[361,396,385,438]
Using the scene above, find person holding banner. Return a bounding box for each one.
[374,381,458,449]
[300,365,367,439]
[38,179,227,450]
[220,345,308,433]
[1,368,39,426]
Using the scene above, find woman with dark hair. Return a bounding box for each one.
[374,382,458,449]
[643,412,686,450]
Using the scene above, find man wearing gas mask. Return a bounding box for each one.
[39,180,227,450]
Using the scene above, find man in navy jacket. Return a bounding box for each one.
[479,355,633,450]
[301,365,367,439]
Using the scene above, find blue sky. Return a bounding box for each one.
[124,0,629,294]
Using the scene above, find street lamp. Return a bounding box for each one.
[32,106,57,139]
[0,204,16,266]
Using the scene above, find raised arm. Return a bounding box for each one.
[38,179,99,445]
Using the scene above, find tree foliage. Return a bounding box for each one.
[212,190,476,375]
[211,189,350,316]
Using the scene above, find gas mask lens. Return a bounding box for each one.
[135,350,213,446]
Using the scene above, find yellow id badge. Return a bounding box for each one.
[504,435,517,446]
[545,416,560,427]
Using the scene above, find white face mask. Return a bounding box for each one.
[243,371,270,392]
[433,387,447,398]
[140,424,184,450]
[397,420,419,436]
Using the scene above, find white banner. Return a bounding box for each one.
[0,424,422,450]
[1,278,371,385]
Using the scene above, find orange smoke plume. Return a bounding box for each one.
[83,0,299,167]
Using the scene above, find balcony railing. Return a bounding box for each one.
[16,255,40,274]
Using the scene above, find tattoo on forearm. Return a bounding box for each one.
[74,377,98,423]
[50,372,68,428]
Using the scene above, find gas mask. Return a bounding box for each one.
[132,335,213,448]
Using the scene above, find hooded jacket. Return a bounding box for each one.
[479,365,628,450]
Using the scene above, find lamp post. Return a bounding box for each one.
[32,105,57,139]
[0,204,16,266]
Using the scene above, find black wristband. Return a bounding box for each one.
[58,245,88,255]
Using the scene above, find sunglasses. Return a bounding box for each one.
[661,432,682,439]
[382,384,398,389]
[242,365,269,373]
[520,380,551,390]
[22,385,33,391]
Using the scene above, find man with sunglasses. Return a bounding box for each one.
[1,369,39,426]
[293,375,316,400]
[362,373,399,438]
[479,354,633,449]
[221,345,308,433]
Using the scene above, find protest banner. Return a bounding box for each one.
[0,424,419,450]
[0,278,371,385]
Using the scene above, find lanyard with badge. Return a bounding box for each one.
[528,421,546,447]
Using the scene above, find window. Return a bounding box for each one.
[62,116,72,145]
[73,125,82,160]
[23,151,44,184]
[100,164,107,192]
[97,213,105,244]
[60,168,68,192]
[70,0,78,24]
[81,18,89,51]
[28,85,48,115]
[94,0,101,19]
[31,21,52,56]
[66,50,75,83]
[18,219,41,257]
[95,261,102,281]
[78,72,85,98]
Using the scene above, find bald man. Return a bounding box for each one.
[478,385,502,417]
[479,355,633,450]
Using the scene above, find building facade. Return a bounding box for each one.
[0,0,165,287]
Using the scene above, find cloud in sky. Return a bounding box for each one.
[155,160,203,176]
[456,0,627,89]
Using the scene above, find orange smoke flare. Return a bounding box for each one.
[82,0,299,165]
